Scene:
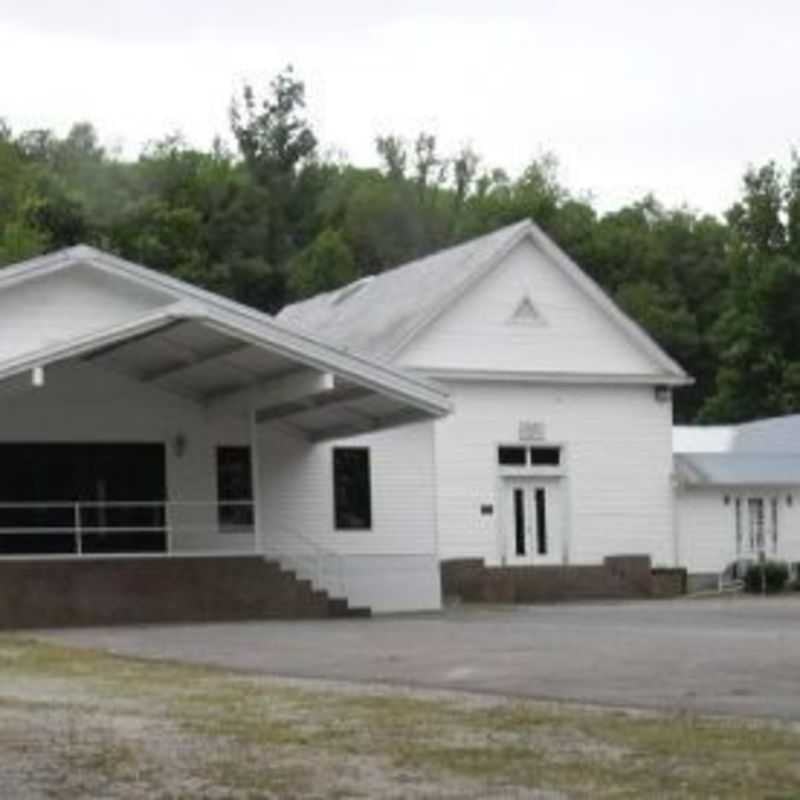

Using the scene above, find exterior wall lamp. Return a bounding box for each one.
[654,385,671,403]
[173,433,188,459]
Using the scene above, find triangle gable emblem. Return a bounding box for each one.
[509,296,544,325]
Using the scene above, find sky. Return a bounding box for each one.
[1,0,798,215]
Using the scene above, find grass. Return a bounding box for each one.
[0,636,798,798]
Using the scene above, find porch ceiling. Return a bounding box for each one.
[78,319,439,440]
[86,319,297,400]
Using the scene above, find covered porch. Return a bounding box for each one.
[0,273,450,619]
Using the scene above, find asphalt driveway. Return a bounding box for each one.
[34,595,800,720]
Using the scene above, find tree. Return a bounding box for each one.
[230,66,320,267]
[230,67,317,180]
[288,228,358,298]
[375,135,407,181]
[700,160,800,421]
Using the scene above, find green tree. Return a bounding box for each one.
[288,228,358,298]
[701,160,800,421]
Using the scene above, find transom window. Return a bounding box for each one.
[497,446,561,467]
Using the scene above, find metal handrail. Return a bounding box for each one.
[0,501,345,597]
[0,500,254,508]
[0,500,257,558]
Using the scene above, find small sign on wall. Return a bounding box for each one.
[518,421,545,442]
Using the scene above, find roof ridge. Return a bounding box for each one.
[281,218,532,315]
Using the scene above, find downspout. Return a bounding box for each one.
[249,409,265,558]
[671,470,681,567]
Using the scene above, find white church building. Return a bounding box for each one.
[674,416,800,587]
[0,220,692,622]
[280,220,691,580]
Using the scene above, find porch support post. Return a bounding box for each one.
[250,409,265,558]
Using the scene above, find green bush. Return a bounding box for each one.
[743,561,789,594]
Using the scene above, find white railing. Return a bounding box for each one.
[0,501,345,597]
[0,500,257,558]
[264,527,346,599]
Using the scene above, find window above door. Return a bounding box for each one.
[497,445,562,470]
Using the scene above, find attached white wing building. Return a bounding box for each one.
[280,220,691,574]
[674,416,800,586]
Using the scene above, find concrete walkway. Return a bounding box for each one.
[35,596,800,720]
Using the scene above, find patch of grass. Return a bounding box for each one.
[2,635,800,798]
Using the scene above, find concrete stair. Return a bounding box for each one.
[0,555,371,630]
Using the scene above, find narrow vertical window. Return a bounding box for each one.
[771,497,779,554]
[216,446,254,531]
[734,497,742,555]
[747,498,764,552]
[535,488,547,555]
[333,448,372,530]
[514,488,526,555]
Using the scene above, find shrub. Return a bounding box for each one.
[743,560,789,594]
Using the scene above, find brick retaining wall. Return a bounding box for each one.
[441,555,686,604]
[0,556,367,629]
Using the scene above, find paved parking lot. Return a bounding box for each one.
[36,595,800,720]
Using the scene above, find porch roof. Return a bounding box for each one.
[0,298,451,442]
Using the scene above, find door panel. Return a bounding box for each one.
[504,479,561,565]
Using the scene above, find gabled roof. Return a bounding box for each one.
[0,245,451,437]
[278,219,690,383]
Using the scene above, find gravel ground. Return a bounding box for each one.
[2,635,800,798]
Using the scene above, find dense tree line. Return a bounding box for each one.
[1,68,798,424]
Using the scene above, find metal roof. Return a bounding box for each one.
[278,220,690,382]
[673,425,736,453]
[675,415,800,455]
[675,452,800,487]
[279,221,530,360]
[674,415,800,487]
[0,247,451,441]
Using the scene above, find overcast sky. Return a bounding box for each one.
[1,0,798,215]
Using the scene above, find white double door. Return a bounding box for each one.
[503,478,561,565]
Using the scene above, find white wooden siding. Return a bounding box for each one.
[257,420,441,611]
[355,382,674,567]
[435,382,674,565]
[0,264,173,362]
[676,486,800,574]
[398,238,658,375]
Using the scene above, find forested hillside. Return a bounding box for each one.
[2,68,800,424]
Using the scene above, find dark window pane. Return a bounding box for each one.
[498,446,527,466]
[535,488,547,555]
[514,488,526,556]
[333,448,372,530]
[217,446,254,531]
[530,447,560,466]
[0,442,166,555]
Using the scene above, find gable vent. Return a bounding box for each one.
[509,296,544,325]
[331,276,374,306]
